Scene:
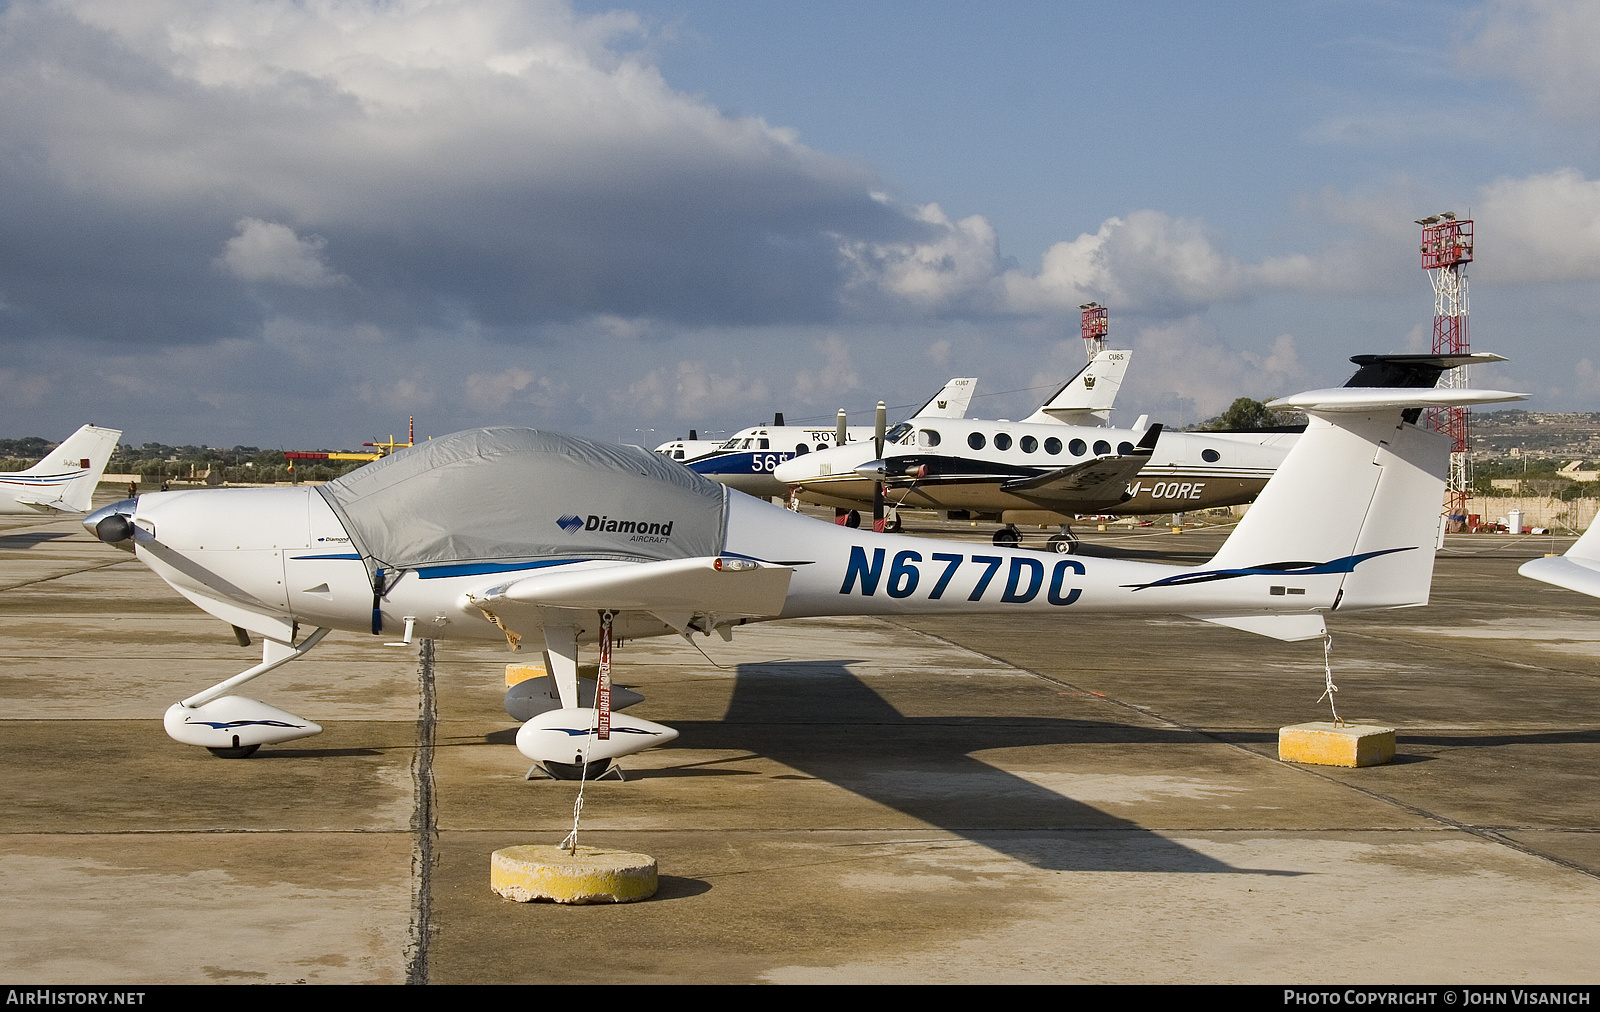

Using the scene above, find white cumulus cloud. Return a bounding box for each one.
[1462,0,1600,126]
[1473,169,1600,283]
[217,219,347,287]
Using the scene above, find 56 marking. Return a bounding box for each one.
[839,546,1083,605]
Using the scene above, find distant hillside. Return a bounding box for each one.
[1469,411,1600,460]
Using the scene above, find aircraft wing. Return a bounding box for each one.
[463,556,796,621]
[997,453,1150,506]
[995,424,1159,507]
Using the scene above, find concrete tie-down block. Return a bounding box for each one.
[491,845,658,904]
[1279,721,1396,767]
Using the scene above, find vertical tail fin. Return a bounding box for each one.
[1208,388,1523,613]
[16,425,122,512]
[1023,348,1132,426]
[910,377,977,419]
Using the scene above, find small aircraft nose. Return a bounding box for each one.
[771,456,815,484]
[84,498,138,547]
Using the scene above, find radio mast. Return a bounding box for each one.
[1417,213,1473,522]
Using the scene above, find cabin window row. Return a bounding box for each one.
[938,430,1134,457]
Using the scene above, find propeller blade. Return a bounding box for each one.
[873,401,887,532]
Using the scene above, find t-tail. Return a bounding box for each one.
[1023,348,1132,426]
[7,424,122,513]
[1191,384,1525,640]
[911,377,977,419]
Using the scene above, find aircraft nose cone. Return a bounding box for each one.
[771,456,812,484]
[854,460,889,480]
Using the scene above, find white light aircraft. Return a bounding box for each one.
[85,380,1521,775]
[774,353,1503,550]
[2,424,123,515]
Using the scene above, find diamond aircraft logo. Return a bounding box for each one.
[556,514,585,533]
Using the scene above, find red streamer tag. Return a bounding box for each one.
[597,613,612,740]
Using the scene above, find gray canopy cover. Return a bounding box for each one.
[316,428,728,581]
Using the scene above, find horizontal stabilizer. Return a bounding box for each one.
[1270,388,1524,413]
[1519,555,1600,600]
[473,556,794,617]
[1189,613,1328,642]
[1344,352,1506,388]
[1519,517,1600,600]
[9,495,72,512]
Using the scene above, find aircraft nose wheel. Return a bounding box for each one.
[207,743,261,759]
[991,525,1021,547]
[538,758,616,781]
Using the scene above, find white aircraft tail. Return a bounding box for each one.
[1519,507,1600,598]
[1023,349,1131,425]
[12,424,122,512]
[911,377,977,419]
[1207,387,1524,615]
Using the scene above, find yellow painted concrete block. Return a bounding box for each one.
[490,845,658,904]
[1279,722,1396,767]
[505,663,546,687]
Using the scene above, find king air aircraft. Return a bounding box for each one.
[1,424,122,515]
[670,348,1132,512]
[85,372,1520,777]
[774,354,1503,552]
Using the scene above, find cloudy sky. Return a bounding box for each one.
[1,0,1597,449]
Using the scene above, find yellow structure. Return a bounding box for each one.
[505,663,546,687]
[1279,722,1396,767]
[490,845,658,904]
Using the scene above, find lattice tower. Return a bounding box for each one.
[1419,215,1473,519]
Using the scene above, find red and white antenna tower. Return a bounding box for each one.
[1418,212,1473,520]
[1080,302,1108,360]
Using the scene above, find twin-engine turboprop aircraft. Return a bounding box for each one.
[774,353,1504,551]
[1,424,123,515]
[669,376,978,498]
[670,350,1137,501]
[85,376,1521,776]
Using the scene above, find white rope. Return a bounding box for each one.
[1316,632,1342,725]
[559,610,612,855]
[558,715,596,854]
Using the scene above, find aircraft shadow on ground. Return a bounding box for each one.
[663,659,1293,876]
[0,531,76,550]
